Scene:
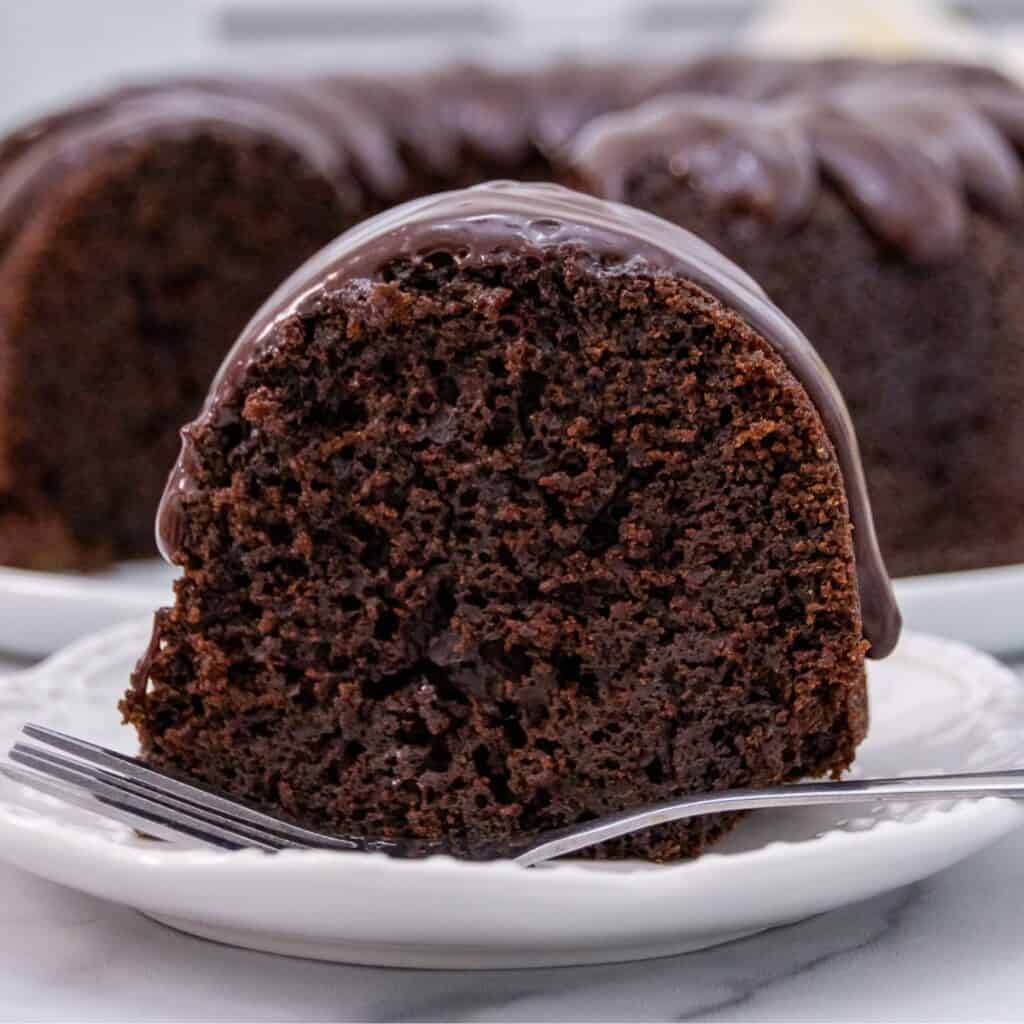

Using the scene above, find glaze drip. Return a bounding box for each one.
[157,181,901,658]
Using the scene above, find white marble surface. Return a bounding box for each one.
[1,651,1022,1022]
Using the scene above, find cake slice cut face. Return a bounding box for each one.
[124,182,900,861]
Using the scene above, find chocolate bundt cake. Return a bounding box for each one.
[568,57,1024,577]
[122,182,900,861]
[2,57,1021,577]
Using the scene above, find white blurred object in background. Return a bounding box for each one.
[0,0,745,130]
[2,1,1024,136]
[743,0,995,60]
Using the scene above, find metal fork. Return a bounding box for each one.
[4,723,1024,867]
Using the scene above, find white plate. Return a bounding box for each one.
[0,561,178,658]
[0,622,1020,969]
[1,561,1022,659]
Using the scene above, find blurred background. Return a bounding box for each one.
[5,0,1024,130]
[1,0,1024,654]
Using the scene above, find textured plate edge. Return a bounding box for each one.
[0,786,1017,971]
[142,912,777,968]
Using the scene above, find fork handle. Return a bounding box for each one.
[512,770,1024,866]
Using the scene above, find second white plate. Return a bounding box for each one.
[0,561,178,658]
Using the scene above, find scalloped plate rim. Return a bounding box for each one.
[0,621,1022,967]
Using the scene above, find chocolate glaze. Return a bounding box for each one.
[134,76,409,201]
[157,180,901,658]
[518,62,642,155]
[0,65,622,257]
[5,58,1022,270]
[571,62,1024,262]
[315,75,463,183]
[315,66,549,188]
[316,64,635,185]
[0,82,355,261]
[568,95,821,229]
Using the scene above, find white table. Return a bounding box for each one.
[2,652,1022,1023]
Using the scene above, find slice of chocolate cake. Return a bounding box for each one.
[123,182,900,861]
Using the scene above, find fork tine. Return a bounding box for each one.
[0,763,243,849]
[21,724,361,851]
[0,761,280,852]
[10,742,309,851]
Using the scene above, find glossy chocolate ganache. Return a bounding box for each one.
[157,180,901,658]
[573,61,1024,262]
